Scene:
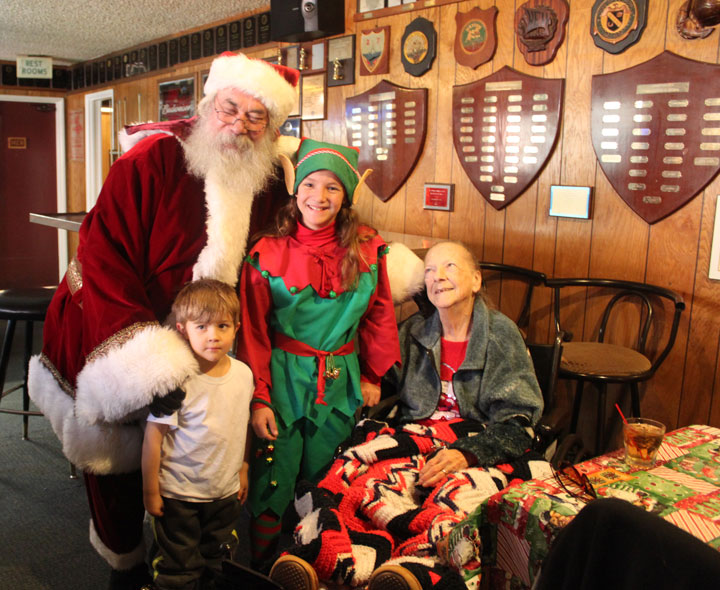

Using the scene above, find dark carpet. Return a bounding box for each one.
[0,322,254,590]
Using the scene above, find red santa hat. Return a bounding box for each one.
[204,51,300,128]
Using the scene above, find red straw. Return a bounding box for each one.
[615,403,628,425]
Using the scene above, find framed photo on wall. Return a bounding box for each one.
[198,70,209,101]
[158,77,195,121]
[709,196,720,280]
[301,73,326,121]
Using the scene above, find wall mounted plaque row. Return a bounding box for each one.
[515,0,569,66]
[65,12,270,90]
[591,0,648,53]
[360,26,390,76]
[345,79,428,202]
[676,0,720,40]
[591,51,720,224]
[452,67,564,210]
[455,7,498,69]
[401,17,436,77]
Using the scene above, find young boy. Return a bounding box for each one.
[142,279,254,590]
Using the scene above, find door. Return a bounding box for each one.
[0,101,58,288]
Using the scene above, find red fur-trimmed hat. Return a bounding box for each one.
[204,52,299,128]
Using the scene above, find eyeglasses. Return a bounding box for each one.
[552,461,597,503]
[214,100,268,131]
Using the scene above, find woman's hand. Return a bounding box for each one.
[252,406,278,440]
[418,448,471,487]
[361,381,381,407]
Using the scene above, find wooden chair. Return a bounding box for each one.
[546,277,685,454]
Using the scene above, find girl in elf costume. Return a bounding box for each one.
[237,138,402,568]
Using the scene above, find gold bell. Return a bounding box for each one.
[324,354,341,380]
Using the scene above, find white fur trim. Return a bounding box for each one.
[205,53,298,128]
[75,325,197,425]
[28,356,146,474]
[89,519,146,570]
[192,171,254,286]
[385,242,425,304]
[275,134,301,159]
[118,128,172,154]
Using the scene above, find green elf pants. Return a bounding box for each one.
[249,407,355,518]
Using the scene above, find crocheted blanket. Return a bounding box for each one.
[285,418,550,589]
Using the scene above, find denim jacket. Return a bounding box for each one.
[384,297,544,466]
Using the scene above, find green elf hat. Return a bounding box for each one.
[284,138,372,205]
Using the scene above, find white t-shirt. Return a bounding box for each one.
[148,357,253,502]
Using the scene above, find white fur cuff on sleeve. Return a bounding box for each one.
[75,325,198,425]
[385,242,425,304]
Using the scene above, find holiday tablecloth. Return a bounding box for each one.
[443,424,720,589]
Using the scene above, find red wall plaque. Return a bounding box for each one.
[591,51,720,224]
[346,80,428,202]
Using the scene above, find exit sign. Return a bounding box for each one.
[16,56,52,79]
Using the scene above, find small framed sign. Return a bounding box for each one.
[158,77,196,121]
[423,183,454,211]
[301,73,326,121]
[359,0,385,13]
[709,196,720,280]
[328,35,355,87]
[8,137,27,149]
[549,185,592,219]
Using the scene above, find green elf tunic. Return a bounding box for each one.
[238,221,400,517]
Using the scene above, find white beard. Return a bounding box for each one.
[182,116,279,287]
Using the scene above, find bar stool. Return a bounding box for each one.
[0,286,56,439]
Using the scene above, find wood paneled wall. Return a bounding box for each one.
[20,0,720,441]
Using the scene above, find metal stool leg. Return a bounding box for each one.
[22,320,33,439]
[596,383,608,455]
[630,382,641,417]
[0,319,17,398]
[569,379,586,434]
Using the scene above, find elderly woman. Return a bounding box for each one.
[269,242,545,590]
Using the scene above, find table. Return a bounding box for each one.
[444,424,720,590]
[28,212,86,232]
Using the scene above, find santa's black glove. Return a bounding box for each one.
[148,387,186,417]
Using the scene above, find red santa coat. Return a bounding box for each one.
[28,131,293,475]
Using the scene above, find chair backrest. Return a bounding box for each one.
[411,261,547,335]
[527,331,563,410]
[478,262,547,336]
[546,277,685,378]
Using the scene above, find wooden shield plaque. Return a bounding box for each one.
[360,26,390,76]
[455,7,498,69]
[346,80,428,202]
[453,67,564,210]
[515,0,569,66]
[592,51,720,224]
[401,17,436,77]
[591,0,648,53]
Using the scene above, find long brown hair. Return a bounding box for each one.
[258,199,376,291]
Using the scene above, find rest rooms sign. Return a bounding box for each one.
[16,56,52,79]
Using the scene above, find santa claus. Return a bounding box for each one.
[28,51,422,589]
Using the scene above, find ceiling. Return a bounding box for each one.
[0,0,269,65]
